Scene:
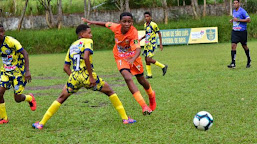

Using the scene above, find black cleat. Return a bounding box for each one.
[146,75,153,79]
[162,65,168,76]
[246,60,251,68]
[227,63,236,69]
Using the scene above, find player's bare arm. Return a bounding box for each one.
[158,32,163,51]
[20,49,31,83]
[139,35,146,42]
[81,18,107,27]
[84,50,96,87]
[232,17,251,23]
[126,48,141,65]
[63,64,72,76]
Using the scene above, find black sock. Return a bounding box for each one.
[231,50,236,64]
[244,49,251,62]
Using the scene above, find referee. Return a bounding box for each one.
[228,0,251,68]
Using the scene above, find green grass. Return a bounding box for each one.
[0,41,257,143]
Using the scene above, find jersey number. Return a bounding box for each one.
[74,54,80,71]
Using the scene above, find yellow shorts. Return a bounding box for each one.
[143,43,157,58]
[66,70,105,93]
[0,71,26,95]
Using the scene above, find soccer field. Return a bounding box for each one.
[1,41,256,143]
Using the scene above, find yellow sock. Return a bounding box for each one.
[146,65,152,76]
[133,91,147,108]
[25,95,32,102]
[155,61,165,68]
[39,100,61,125]
[109,94,128,120]
[0,103,8,120]
[145,85,154,98]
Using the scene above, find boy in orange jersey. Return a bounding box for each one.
[82,12,156,115]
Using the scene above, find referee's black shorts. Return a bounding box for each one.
[231,30,247,45]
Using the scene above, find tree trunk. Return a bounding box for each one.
[214,0,216,4]
[177,0,179,6]
[230,0,232,16]
[191,0,200,19]
[203,0,206,17]
[13,0,17,15]
[120,0,124,12]
[162,0,168,24]
[84,0,87,17]
[183,0,186,6]
[125,0,130,12]
[18,0,29,31]
[57,0,63,29]
[87,0,91,19]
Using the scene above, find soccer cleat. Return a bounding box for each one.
[0,119,9,124]
[246,60,251,68]
[149,91,156,111]
[122,117,136,124]
[162,65,168,76]
[32,122,44,129]
[142,105,152,115]
[29,93,37,111]
[146,75,153,79]
[227,63,236,69]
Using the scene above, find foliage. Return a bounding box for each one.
[5,15,257,54]
[0,42,256,143]
[246,0,257,14]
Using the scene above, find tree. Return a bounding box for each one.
[191,0,200,19]
[84,0,91,19]
[161,0,168,24]
[18,0,29,31]
[38,0,55,28]
[125,0,130,12]
[203,0,206,17]
[57,0,63,29]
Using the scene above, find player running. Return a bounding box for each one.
[82,12,156,115]
[32,24,135,129]
[139,11,168,79]
[0,24,36,124]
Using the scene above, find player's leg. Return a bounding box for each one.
[136,74,156,111]
[241,31,251,68]
[13,75,36,111]
[0,87,8,124]
[228,30,239,68]
[32,86,72,129]
[120,69,150,115]
[99,81,136,124]
[145,56,153,79]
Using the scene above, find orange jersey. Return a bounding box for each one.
[105,22,140,60]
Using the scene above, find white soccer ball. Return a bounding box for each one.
[193,111,213,131]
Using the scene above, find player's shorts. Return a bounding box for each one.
[115,57,144,76]
[66,70,105,93]
[0,70,26,95]
[143,43,157,58]
[231,30,247,45]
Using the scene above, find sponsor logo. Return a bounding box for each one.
[134,40,139,44]
[191,30,205,39]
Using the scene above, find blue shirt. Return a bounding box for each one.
[232,7,250,31]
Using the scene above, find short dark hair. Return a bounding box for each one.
[120,12,133,20]
[0,24,3,28]
[76,24,90,35]
[234,0,239,2]
[144,11,151,16]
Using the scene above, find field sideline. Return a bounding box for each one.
[0,41,256,143]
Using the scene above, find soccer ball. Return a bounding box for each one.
[193,111,213,131]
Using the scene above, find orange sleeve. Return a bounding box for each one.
[130,29,140,51]
[105,22,119,32]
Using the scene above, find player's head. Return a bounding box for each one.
[233,0,240,9]
[120,12,133,33]
[0,24,5,41]
[144,12,152,23]
[76,24,92,39]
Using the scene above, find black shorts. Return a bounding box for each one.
[231,30,247,45]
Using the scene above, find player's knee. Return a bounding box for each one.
[14,94,23,103]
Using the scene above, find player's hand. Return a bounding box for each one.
[89,76,96,87]
[229,19,233,23]
[233,18,239,22]
[159,45,163,51]
[81,17,91,25]
[25,70,32,83]
[125,57,135,66]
